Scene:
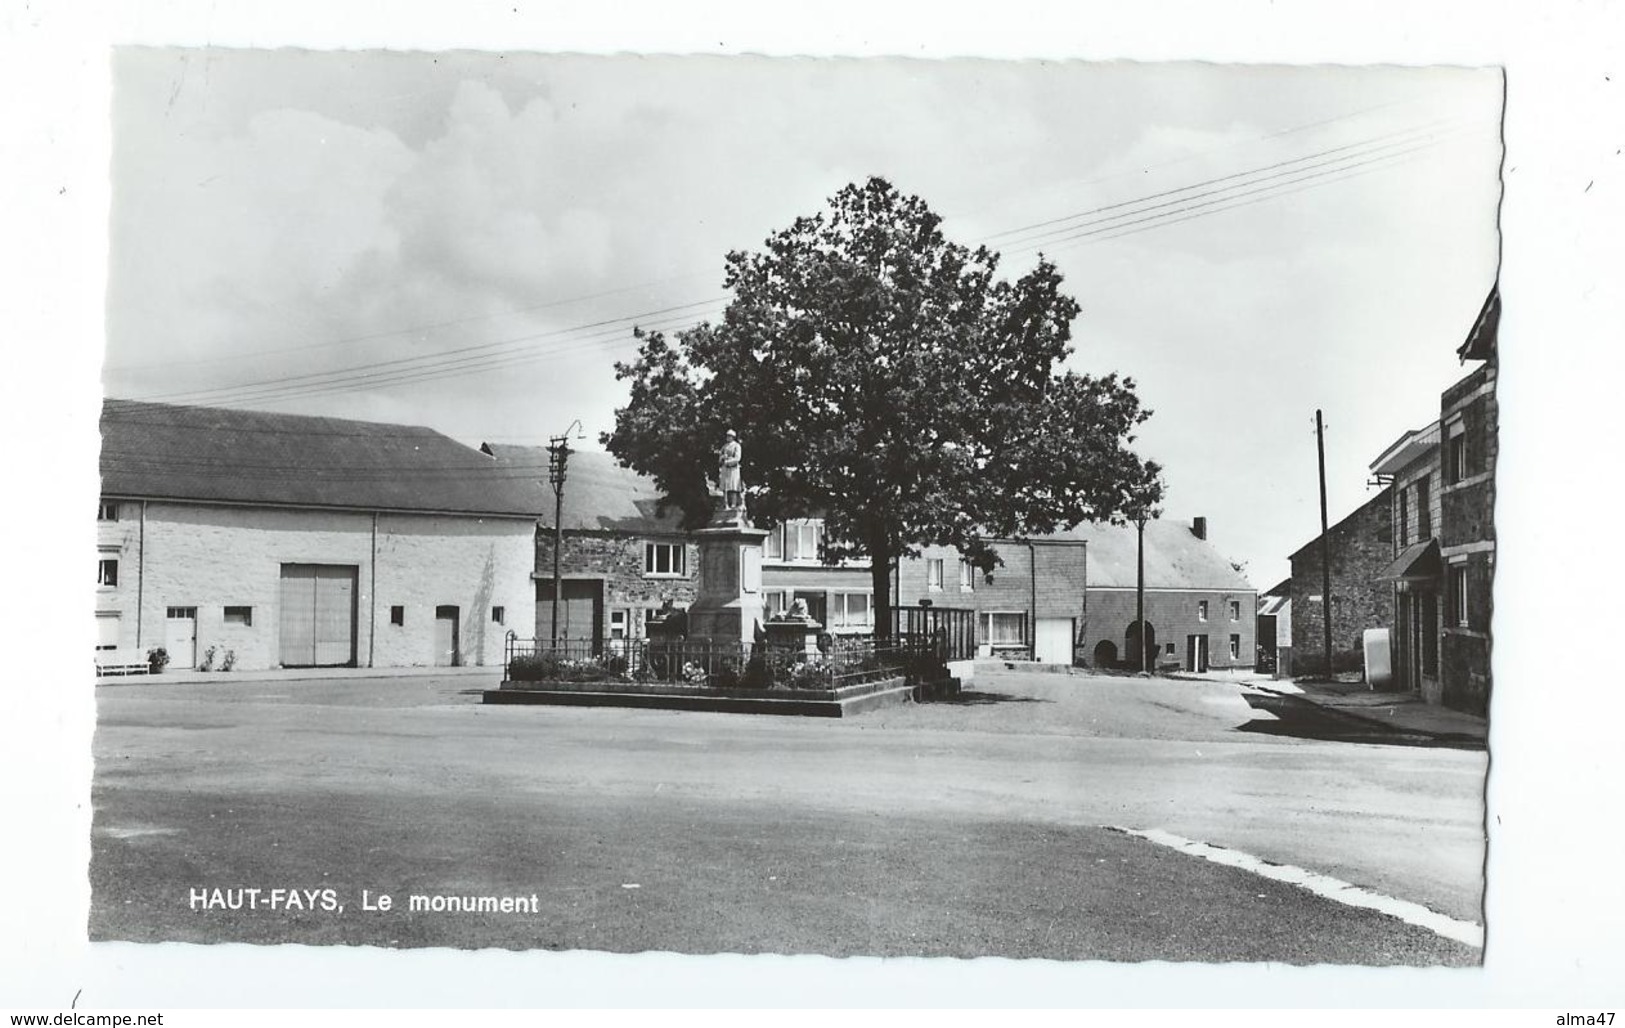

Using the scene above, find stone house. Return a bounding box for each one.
[896,518,1256,670]
[479,445,700,652]
[97,399,540,672]
[1285,487,1395,676]
[1370,421,1445,699]
[1369,283,1498,714]
[1064,519,1256,672]
[1439,285,1499,715]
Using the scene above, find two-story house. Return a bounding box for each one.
[1368,283,1498,714]
[1371,422,1445,700]
[480,445,700,651]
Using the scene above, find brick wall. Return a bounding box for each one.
[1289,490,1395,669]
[95,501,536,671]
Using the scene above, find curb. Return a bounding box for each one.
[1250,685,1486,746]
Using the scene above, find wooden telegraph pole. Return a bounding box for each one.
[1316,409,1333,678]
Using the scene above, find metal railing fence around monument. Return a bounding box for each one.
[502,631,926,690]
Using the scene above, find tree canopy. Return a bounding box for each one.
[605,176,1163,637]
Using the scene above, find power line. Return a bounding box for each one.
[1004,121,1491,256]
[991,117,1481,253]
[112,110,1498,413]
[103,269,717,374]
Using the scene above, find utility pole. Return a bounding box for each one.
[1316,409,1333,678]
[1136,514,1147,674]
[547,434,569,649]
[546,419,584,649]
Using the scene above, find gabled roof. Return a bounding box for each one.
[1287,487,1391,563]
[100,398,544,518]
[480,444,687,534]
[1457,282,1500,363]
[1040,520,1255,592]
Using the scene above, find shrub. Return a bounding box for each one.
[200,645,217,672]
[221,649,237,672]
[146,647,170,673]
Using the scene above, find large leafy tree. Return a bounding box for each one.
[606,177,1163,640]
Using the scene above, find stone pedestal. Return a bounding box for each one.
[685,507,768,649]
[764,616,823,657]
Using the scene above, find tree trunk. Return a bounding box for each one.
[869,528,894,645]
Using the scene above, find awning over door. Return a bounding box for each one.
[1376,539,1442,585]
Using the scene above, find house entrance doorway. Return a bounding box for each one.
[165,606,197,670]
[435,606,460,667]
[1185,634,1209,672]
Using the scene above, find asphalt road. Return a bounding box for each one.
[89,667,1487,964]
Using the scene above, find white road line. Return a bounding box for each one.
[1106,825,1484,949]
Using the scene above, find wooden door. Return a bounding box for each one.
[434,605,460,667]
[165,606,197,669]
[279,564,358,667]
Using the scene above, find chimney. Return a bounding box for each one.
[1191,516,1208,540]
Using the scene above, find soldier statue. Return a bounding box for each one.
[718,429,744,510]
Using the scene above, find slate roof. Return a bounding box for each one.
[1287,487,1391,563]
[480,444,688,534]
[100,399,544,518]
[1039,520,1255,592]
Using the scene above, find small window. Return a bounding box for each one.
[1447,422,1468,484]
[1416,476,1433,540]
[390,605,405,626]
[1228,601,1241,621]
[1164,642,1176,656]
[644,542,687,577]
[492,606,506,625]
[609,609,626,639]
[959,560,975,591]
[1398,488,1410,546]
[926,558,945,591]
[1229,634,1241,660]
[97,558,119,588]
[1451,565,1469,628]
[97,501,119,522]
[96,613,120,651]
[224,606,253,626]
[1197,600,1208,622]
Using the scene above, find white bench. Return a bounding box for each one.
[95,650,152,676]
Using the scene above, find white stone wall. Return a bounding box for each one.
[95,501,535,671]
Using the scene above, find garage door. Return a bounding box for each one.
[536,579,602,647]
[1035,617,1075,665]
[279,564,358,667]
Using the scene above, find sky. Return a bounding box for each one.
[103,49,1503,595]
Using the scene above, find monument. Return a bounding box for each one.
[684,429,769,647]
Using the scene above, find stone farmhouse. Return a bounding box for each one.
[97,399,540,672]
